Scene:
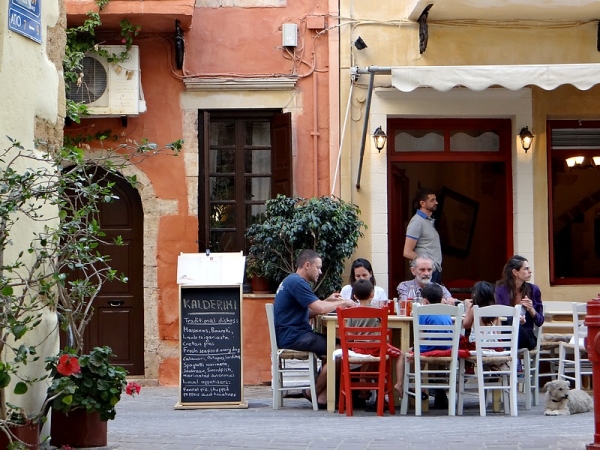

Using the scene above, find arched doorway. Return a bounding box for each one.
[83,169,145,375]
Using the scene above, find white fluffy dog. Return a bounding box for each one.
[544,380,593,416]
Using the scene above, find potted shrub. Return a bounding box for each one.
[245,195,366,299]
[245,256,273,294]
[45,346,141,448]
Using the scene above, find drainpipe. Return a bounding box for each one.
[354,66,393,190]
[312,50,319,196]
[355,71,375,190]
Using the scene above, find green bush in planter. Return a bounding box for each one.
[245,195,366,299]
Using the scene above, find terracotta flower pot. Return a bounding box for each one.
[0,421,40,450]
[250,276,273,294]
[50,409,107,448]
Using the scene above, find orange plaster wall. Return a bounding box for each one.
[157,215,199,343]
[159,357,180,385]
[185,3,332,198]
[242,296,273,385]
[67,0,333,385]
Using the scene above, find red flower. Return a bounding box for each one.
[121,38,127,44]
[126,381,141,397]
[56,354,81,377]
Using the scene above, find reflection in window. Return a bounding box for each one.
[246,204,267,225]
[210,203,236,228]
[246,177,270,201]
[210,230,236,252]
[246,122,270,146]
[450,130,499,152]
[209,177,235,201]
[209,149,235,173]
[209,122,235,146]
[394,130,444,152]
[245,149,270,173]
[550,121,600,282]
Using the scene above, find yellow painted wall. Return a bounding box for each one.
[338,3,600,301]
[0,0,64,418]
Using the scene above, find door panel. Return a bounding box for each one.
[271,112,292,197]
[84,172,144,375]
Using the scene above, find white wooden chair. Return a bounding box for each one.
[538,301,577,387]
[518,304,544,409]
[558,302,591,391]
[457,305,520,416]
[265,303,319,410]
[400,303,464,416]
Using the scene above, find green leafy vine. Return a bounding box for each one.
[64,0,141,123]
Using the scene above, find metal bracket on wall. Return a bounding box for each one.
[418,4,433,54]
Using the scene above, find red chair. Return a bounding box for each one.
[336,306,396,416]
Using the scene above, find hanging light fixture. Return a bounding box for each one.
[565,155,600,169]
[566,156,585,168]
[519,126,534,153]
[372,126,387,152]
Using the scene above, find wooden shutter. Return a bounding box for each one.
[270,112,292,197]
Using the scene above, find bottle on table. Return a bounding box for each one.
[407,288,416,316]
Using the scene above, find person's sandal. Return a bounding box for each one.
[304,389,327,410]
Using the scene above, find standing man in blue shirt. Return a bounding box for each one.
[403,187,443,283]
[274,249,355,408]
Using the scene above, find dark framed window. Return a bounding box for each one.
[548,120,600,285]
[198,110,292,253]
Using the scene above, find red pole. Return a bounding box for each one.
[585,296,600,449]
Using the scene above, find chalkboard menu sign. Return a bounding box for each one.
[176,285,247,409]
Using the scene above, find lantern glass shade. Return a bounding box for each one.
[372,126,387,152]
[566,156,585,168]
[519,126,534,152]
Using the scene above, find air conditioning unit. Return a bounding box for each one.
[66,45,146,117]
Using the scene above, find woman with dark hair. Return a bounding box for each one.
[495,255,544,350]
[462,281,496,330]
[340,258,387,302]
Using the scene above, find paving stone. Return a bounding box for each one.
[77,386,598,449]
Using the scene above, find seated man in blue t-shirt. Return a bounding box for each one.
[274,249,356,409]
[419,283,453,353]
[417,282,453,409]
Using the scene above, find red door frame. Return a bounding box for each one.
[386,118,514,291]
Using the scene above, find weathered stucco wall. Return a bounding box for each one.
[0,0,65,416]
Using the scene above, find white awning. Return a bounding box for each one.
[391,64,600,92]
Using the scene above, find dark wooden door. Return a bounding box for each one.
[84,172,145,375]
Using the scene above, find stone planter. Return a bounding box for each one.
[50,409,107,448]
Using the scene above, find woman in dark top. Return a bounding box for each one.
[495,255,544,350]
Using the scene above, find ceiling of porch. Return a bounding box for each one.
[405,0,600,22]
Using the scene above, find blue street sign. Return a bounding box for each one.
[8,0,42,44]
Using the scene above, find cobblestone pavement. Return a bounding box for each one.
[98,385,596,450]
